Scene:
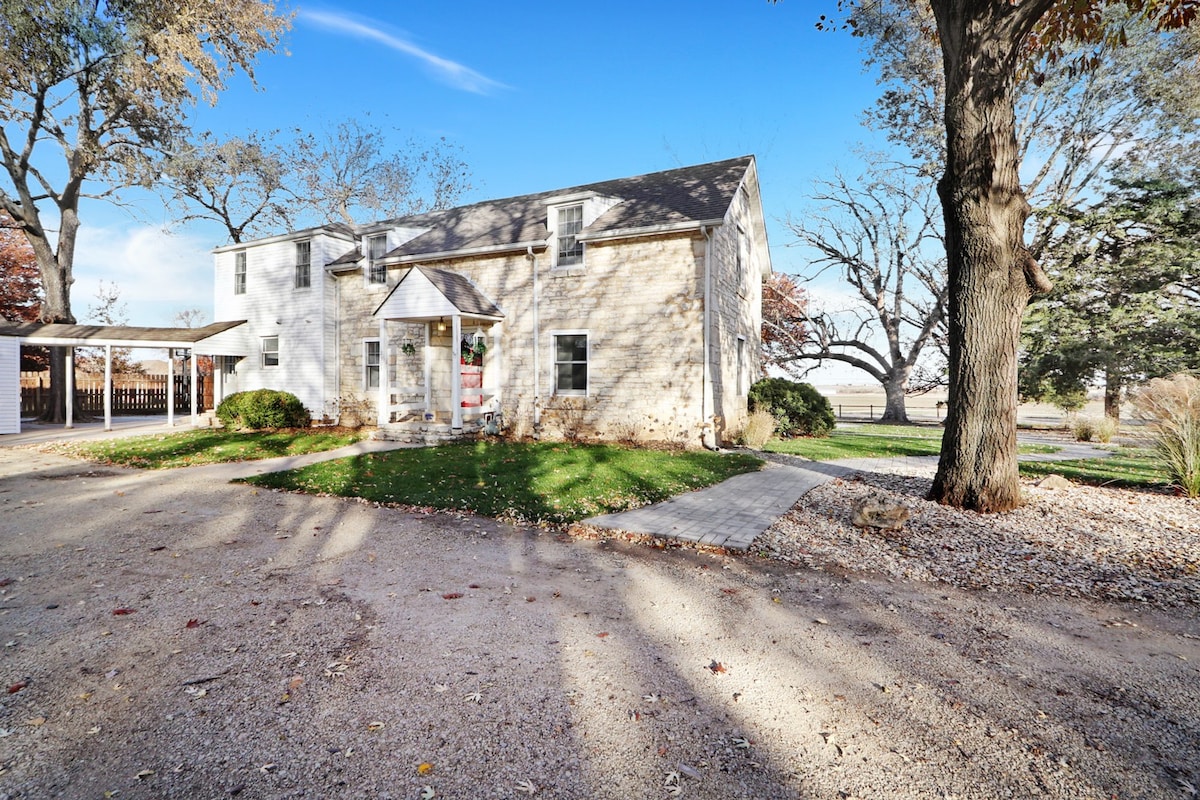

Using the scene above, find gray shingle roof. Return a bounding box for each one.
[327,156,754,266]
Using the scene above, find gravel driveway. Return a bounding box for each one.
[1,445,1198,799]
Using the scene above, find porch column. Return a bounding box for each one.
[103,345,112,431]
[213,356,224,410]
[190,349,199,427]
[490,323,502,413]
[167,352,175,427]
[451,314,462,430]
[423,322,432,416]
[377,319,389,426]
[64,347,74,429]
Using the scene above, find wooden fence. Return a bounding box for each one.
[20,372,213,417]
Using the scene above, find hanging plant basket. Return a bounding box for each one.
[460,337,486,366]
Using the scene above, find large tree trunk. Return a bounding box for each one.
[1104,365,1122,420]
[879,373,910,424]
[927,0,1054,512]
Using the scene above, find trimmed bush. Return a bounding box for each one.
[1131,373,1200,498]
[748,378,835,438]
[216,389,311,430]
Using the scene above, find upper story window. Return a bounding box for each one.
[261,335,279,368]
[554,332,588,395]
[556,205,583,267]
[367,234,387,285]
[233,251,247,295]
[295,241,311,289]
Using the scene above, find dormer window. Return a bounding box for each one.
[556,205,583,267]
[367,234,387,285]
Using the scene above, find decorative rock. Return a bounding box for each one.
[851,492,910,530]
[1036,474,1074,490]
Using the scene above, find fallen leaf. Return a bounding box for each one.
[733,736,751,749]
[416,762,433,776]
[525,596,536,603]
[26,716,46,726]
[7,681,27,694]
[596,632,609,638]
[259,763,276,774]
[420,787,435,799]
[464,691,483,703]
[288,675,303,690]
[185,619,201,629]
[112,608,137,616]
[515,779,537,795]
[135,769,154,780]
[441,592,463,600]
[433,683,449,693]
[367,721,384,731]
[707,660,727,674]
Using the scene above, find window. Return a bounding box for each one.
[367,235,387,285]
[261,335,279,368]
[554,333,588,395]
[364,339,381,390]
[556,205,583,267]
[234,251,247,295]
[736,336,746,396]
[294,241,311,289]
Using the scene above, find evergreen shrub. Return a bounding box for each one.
[216,389,311,430]
[748,378,835,438]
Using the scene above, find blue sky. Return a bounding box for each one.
[71,0,885,378]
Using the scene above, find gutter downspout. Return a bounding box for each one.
[333,274,341,421]
[700,226,717,450]
[529,246,541,428]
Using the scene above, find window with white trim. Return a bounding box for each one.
[234,251,247,295]
[294,241,311,289]
[556,205,583,267]
[261,335,279,368]
[367,235,387,285]
[364,339,381,390]
[553,333,588,395]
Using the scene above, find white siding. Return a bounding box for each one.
[0,338,19,434]
[212,233,346,416]
[374,269,460,320]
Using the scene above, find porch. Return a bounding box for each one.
[371,266,505,437]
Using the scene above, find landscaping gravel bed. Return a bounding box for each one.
[755,456,1200,608]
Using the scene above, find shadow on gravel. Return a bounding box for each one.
[0,456,1196,799]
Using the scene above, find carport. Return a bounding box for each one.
[0,321,246,434]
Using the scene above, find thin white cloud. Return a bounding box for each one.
[299,9,507,95]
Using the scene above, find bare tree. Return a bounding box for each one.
[784,165,947,423]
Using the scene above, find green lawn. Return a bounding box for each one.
[1018,446,1175,491]
[244,440,763,525]
[49,428,365,469]
[764,424,1061,461]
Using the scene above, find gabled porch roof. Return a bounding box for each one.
[373,266,504,322]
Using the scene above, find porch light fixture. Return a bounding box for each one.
[437,317,446,332]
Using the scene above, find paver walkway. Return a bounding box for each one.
[584,439,1117,551]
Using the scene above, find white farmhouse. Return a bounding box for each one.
[201,156,771,447]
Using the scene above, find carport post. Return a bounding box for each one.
[103,345,112,431]
[64,347,74,429]
[451,314,462,431]
[166,352,175,427]
[190,349,198,427]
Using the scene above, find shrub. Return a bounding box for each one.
[1071,415,1096,442]
[1071,415,1118,443]
[748,378,835,437]
[740,408,777,449]
[1131,373,1200,498]
[1093,416,1119,444]
[217,389,311,430]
